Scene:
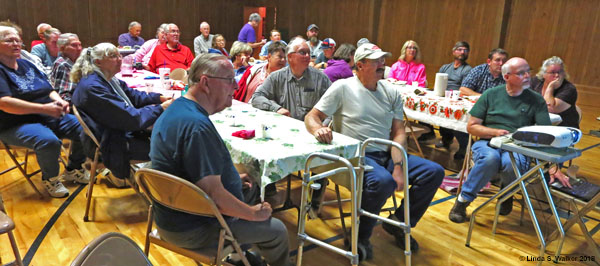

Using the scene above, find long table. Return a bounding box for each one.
[210,101,361,197]
[117,71,361,197]
[389,81,562,132]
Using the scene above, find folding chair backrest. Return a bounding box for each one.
[135,168,220,218]
[70,232,152,266]
[72,106,100,148]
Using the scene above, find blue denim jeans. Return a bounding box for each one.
[0,115,85,180]
[359,151,445,240]
[459,140,528,202]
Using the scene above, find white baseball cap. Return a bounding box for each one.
[354,43,391,62]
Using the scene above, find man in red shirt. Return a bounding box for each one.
[148,23,194,73]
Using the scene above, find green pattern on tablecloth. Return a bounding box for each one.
[210,102,361,190]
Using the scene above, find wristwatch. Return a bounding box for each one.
[394,161,404,168]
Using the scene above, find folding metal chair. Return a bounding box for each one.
[0,192,23,266]
[70,232,152,266]
[73,106,146,222]
[1,141,43,197]
[135,168,249,266]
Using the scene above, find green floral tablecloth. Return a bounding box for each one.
[210,101,361,195]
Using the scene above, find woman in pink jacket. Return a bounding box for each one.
[390,40,427,87]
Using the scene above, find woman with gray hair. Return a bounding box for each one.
[208,34,229,57]
[127,23,168,70]
[229,41,252,82]
[71,42,172,181]
[0,26,89,198]
[531,56,579,128]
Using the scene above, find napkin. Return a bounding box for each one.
[232,129,255,139]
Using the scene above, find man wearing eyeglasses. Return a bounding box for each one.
[305,43,445,260]
[148,23,194,74]
[449,57,552,223]
[150,54,291,266]
[430,41,473,160]
[251,37,331,121]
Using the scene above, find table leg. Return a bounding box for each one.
[465,157,547,247]
[534,159,565,259]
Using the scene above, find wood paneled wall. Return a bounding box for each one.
[1,0,598,107]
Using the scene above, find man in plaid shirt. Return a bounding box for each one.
[50,33,82,102]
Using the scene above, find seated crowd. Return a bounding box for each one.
[0,13,580,265]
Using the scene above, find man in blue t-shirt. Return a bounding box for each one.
[150,53,290,266]
[449,57,569,223]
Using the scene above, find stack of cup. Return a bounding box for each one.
[158,67,171,90]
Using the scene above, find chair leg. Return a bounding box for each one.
[84,150,100,222]
[456,135,473,196]
[406,121,425,157]
[2,144,43,197]
[335,184,350,246]
[7,230,23,266]
[144,207,153,256]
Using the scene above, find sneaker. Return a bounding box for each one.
[381,215,419,252]
[449,199,470,223]
[417,132,436,142]
[357,239,373,261]
[42,177,69,198]
[499,196,513,216]
[62,168,90,184]
[105,171,130,188]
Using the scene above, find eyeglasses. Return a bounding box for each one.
[509,69,531,78]
[205,75,236,85]
[455,48,469,52]
[1,38,22,45]
[168,30,180,35]
[545,70,564,75]
[406,46,417,50]
[291,50,310,56]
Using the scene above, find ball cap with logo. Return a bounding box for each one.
[320,38,336,49]
[354,43,392,62]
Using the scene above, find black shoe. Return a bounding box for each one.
[453,147,466,160]
[499,196,513,216]
[449,200,470,223]
[381,215,419,252]
[225,250,266,266]
[356,239,373,261]
[417,132,436,142]
[435,139,452,150]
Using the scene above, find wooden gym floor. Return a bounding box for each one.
[1,105,599,266]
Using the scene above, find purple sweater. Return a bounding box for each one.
[324,59,353,83]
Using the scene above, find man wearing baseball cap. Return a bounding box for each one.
[312,38,336,69]
[304,43,444,260]
[305,24,322,60]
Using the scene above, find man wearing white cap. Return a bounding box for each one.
[305,43,444,260]
[311,38,335,69]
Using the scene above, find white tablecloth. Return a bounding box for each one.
[211,101,361,191]
[391,81,562,132]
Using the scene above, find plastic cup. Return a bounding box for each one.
[158,67,171,78]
